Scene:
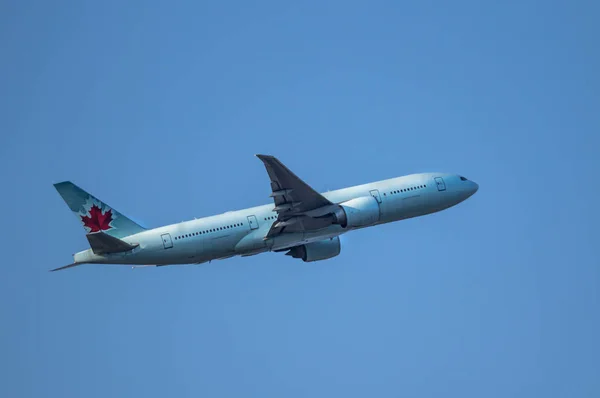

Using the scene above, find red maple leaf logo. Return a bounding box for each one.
[81,204,113,232]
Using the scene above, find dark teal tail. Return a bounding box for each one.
[54,181,146,239]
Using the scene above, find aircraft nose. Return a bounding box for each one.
[469,181,479,195]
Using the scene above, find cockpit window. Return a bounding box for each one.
[460,176,468,181]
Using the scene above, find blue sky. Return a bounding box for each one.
[1,1,598,396]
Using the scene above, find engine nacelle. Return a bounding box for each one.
[331,196,380,228]
[286,237,341,262]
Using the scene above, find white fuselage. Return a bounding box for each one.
[74,172,478,266]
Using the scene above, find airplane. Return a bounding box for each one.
[51,154,478,271]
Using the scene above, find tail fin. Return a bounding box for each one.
[54,181,146,239]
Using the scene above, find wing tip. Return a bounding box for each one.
[53,180,73,188]
[255,154,273,160]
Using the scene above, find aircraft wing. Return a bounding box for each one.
[256,154,338,237]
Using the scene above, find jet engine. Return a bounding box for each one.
[286,237,341,262]
[330,196,380,228]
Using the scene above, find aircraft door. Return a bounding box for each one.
[369,189,383,221]
[247,215,259,230]
[435,177,446,191]
[161,233,173,249]
[369,189,382,204]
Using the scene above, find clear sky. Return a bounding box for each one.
[1,1,598,397]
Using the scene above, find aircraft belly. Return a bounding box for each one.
[200,234,239,261]
[234,229,268,255]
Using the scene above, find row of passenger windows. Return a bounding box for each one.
[174,183,429,240]
[174,222,244,240]
[384,184,427,196]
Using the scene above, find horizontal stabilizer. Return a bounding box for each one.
[86,232,138,255]
[50,262,83,272]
